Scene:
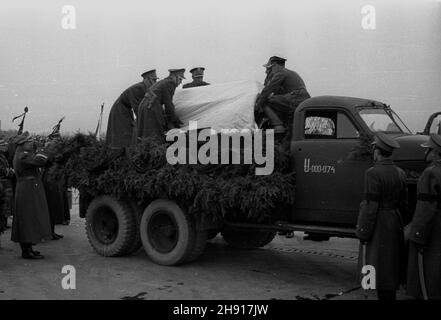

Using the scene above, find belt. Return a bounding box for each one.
[17,176,38,182]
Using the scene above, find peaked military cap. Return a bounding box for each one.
[372,132,400,153]
[263,56,287,68]
[141,69,159,79]
[189,67,205,77]
[168,68,186,79]
[421,134,441,153]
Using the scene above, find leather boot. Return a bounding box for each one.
[263,106,286,133]
[21,243,44,259]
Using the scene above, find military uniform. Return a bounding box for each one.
[407,135,441,299]
[11,137,52,247]
[256,56,310,133]
[134,69,185,143]
[41,136,69,238]
[356,133,407,299]
[183,67,210,89]
[256,67,310,113]
[106,70,159,148]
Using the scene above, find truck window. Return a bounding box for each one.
[359,108,411,134]
[304,111,359,139]
[429,115,441,134]
[304,116,336,138]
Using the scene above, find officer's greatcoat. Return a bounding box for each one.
[11,146,52,244]
[407,160,441,299]
[255,67,310,113]
[106,82,147,148]
[356,159,408,291]
[42,169,69,226]
[134,77,181,143]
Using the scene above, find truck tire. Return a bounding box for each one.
[140,199,206,265]
[221,228,276,249]
[85,195,139,257]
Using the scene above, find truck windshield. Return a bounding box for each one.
[359,108,411,134]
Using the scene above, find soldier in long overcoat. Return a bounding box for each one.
[133,69,185,143]
[407,134,441,300]
[106,70,159,148]
[255,56,310,134]
[356,132,408,300]
[11,135,52,259]
[182,67,210,88]
[41,133,68,239]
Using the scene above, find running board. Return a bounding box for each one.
[224,221,356,238]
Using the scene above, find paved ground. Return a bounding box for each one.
[0,204,411,300]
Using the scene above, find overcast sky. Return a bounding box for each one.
[0,0,440,133]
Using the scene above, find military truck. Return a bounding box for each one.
[82,96,428,265]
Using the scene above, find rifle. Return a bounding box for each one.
[94,103,104,139]
[12,107,29,135]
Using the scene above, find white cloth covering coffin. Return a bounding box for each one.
[173,80,263,132]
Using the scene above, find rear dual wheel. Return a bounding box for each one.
[140,199,207,266]
[85,196,139,257]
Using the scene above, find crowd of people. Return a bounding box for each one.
[356,132,441,300]
[0,131,70,259]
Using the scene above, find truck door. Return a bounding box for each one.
[291,108,372,226]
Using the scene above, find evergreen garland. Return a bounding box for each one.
[45,133,295,222]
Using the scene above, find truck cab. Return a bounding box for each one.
[288,96,428,236]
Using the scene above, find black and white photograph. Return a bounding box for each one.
[1,0,441,310]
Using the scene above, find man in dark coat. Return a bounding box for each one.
[255,56,310,134]
[106,70,159,148]
[183,67,210,88]
[356,132,408,300]
[11,134,52,259]
[41,133,67,240]
[134,69,185,143]
[407,134,441,300]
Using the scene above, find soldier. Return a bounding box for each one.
[255,56,310,134]
[41,132,66,240]
[134,69,185,143]
[183,67,210,88]
[356,132,407,300]
[11,134,52,259]
[407,134,441,300]
[106,69,159,149]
